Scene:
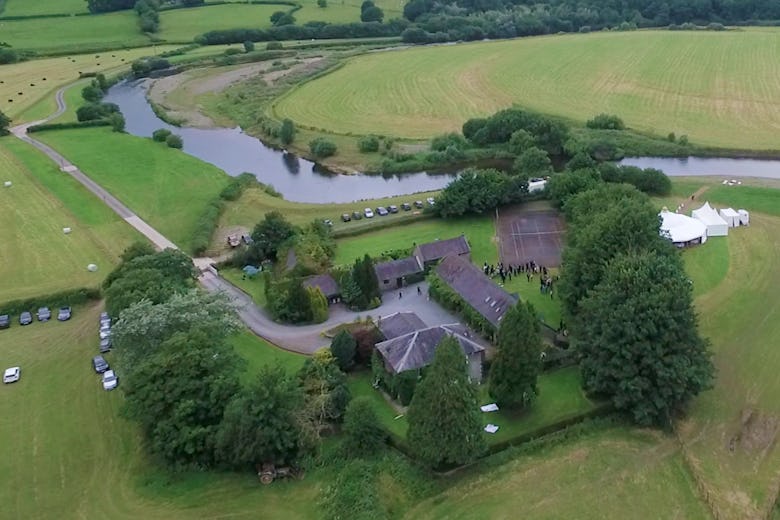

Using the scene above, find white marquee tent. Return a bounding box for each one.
[719,207,740,227]
[738,209,750,225]
[659,210,708,246]
[692,202,728,237]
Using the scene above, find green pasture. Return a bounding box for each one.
[0,11,149,52]
[273,29,780,150]
[0,303,322,519]
[158,4,281,42]
[1,0,88,17]
[1,46,179,121]
[0,138,124,302]
[36,128,229,252]
[406,426,708,519]
[333,215,497,266]
[706,184,780,217]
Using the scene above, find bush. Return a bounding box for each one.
[224,47,242,56]
[243,40,255,52]
[76,102,119,122]
[0,48,19,65]
[266,41,283,50]
[430,132,467,152]
[310,137,337,158]
[152,128,172,142]
[586,113,625,130]
[279,118,296,145]
[166,134,183,149]
[342,397,387,457]
[357,135,380,153]
[317,0,327,6]
[108,113,125,132]
[81,84,103,103]
[330,330,357,371]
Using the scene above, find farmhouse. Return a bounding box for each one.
[375,312,486,382]
[659,209,708,247]
[374,256,423,291]
[692,202,728,237]
[302,273,341,304]
[412,235,470,269]
[435,255,518,328]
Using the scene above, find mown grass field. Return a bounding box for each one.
[0,303,323,519]
[1,46,178,121]
[36,128,229,252]
[158,4,282,42]
[405,426,709,519]
[0,138,127,302]
[1,0,87,17]
[273,29,780,149]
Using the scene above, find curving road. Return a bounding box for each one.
[10,84,461,354]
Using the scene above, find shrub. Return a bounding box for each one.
[357,135,380,153]
[243,40,255,52]
[166,134,183,149]
[586,113,625,130]
[81,84,103,103]
[430,132,467,152]
[317,0,327,6]
[342,397,387,457]
[152,128,172,142]
[108,113,125,132]
[279,118,296,145]
[0,48,19,65]
[310,137,337,158]
[330,330,357,371]
[76,102,119,122]
[224,47,242,56]
[266,41,283,50]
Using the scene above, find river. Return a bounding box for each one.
[104,81,458,203]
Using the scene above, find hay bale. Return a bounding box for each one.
[4,181,12,188]
[87,264,98,272]
[63,227,72,234]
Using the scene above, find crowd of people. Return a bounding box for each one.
[482,260,558,299]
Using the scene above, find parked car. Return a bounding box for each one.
[19,312,33,326]
[242,234,253,245]
[401,202,411,211]
[414,200,424,209]
[376,206,389,216]
[388,205,399,214]
[99,338,112,353]
[426,197,436,206]
[92,355,109,374]
[351,211,363,220]
[3,367,20,384]
[99,329,111,341]
[37,307,51,322]
[323,219,333,227]
[99,312,110,323]
[364,208,374,218]
[102,370,118,391]
[0,315,9,329]
[341,213,351,222]
[57,307,72,321]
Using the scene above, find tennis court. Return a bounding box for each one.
[497,207,565,268]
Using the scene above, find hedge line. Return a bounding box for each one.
[0,287,102,316]
[331,212,435,240]
[191,173,257,255]
[27,120,111,133]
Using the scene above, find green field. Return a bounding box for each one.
[273,29,780,149]
[1,0,88,17]
[0,138,132,302]
[0,303,324,519]
[406,426,708,519]
[158,4,282,42]
[0,47,178,121]
[36,128,229,251]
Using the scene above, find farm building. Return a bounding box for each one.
[412,235,470,269]
[692,202,728,236]
[302,274,341,304]
[719,207,741,227]
[374,256,423,291]
[375,316,486,382]
[659,209,708,247]
[435,255,518,329]
[377,311,428,339]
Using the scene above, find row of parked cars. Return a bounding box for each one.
[339,197,435,222]
[94,312,117,390]
[0,306,71,329]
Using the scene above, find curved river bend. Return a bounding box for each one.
[105,82,780,203]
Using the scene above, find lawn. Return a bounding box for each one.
[2,46,179,121]
[0,138,129,302]
[229,329,307,382]
[0,11,150,52]
[682,237,729,298]
[1,0,88,16]
[502,272,562,328]
[36,128,229,252]
[0,303,322,519]
[222,268,268,308]
[405,426,708,519]
[273,28,780,149]
[348,366,600,447]
[333,215,498,267]
[705,184,780,217]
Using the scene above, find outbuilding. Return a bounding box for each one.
[691,202,728,237]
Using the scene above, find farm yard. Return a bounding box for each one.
[272,29,780,149]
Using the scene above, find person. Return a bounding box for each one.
[399,291,402,299]
[417,286,421,295]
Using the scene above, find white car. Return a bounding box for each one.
[364,208,374,218]
[102,370,118,391]
[3,366,21,384]
[426,197,436,206]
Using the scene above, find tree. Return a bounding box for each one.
[0,110,10,136]
[434,168,526,218]
[0,48,19,65]
[361,4,384,22]
[349,255,380,310]
[406,336,486,467]
[357,135,380,153]
[317,0,327,7]
[298,349,351,437]
[119,241,156,262]
[104,267,183,317]
[586,113,625,130]
[270,11,295,25]
[310,137,337,158]
[243,40,255,52]
[152,128,172,142]
[216,365,308,468]
[81,84,103,103]
[512,146,552,177]
[330,330,357,371]
[342,396,387,457]
[122,330,241,468]
[489,302,543,409]
[575,250,714,426]
[87,0,136,13]
[104,248,197,289]
[249,210,297,261]
[108,113,125,132]
[308,286,329,323]
[166,134,183,149]
[545,168,601,209]
[508,129,534,155]
[279,118,296,145]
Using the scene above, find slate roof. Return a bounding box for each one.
[302,273,340,298]
[377,311,428,340]
[376,323,486,374]
[435,255,518,328]
[374,256,422,282]
[414,235,470,264]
